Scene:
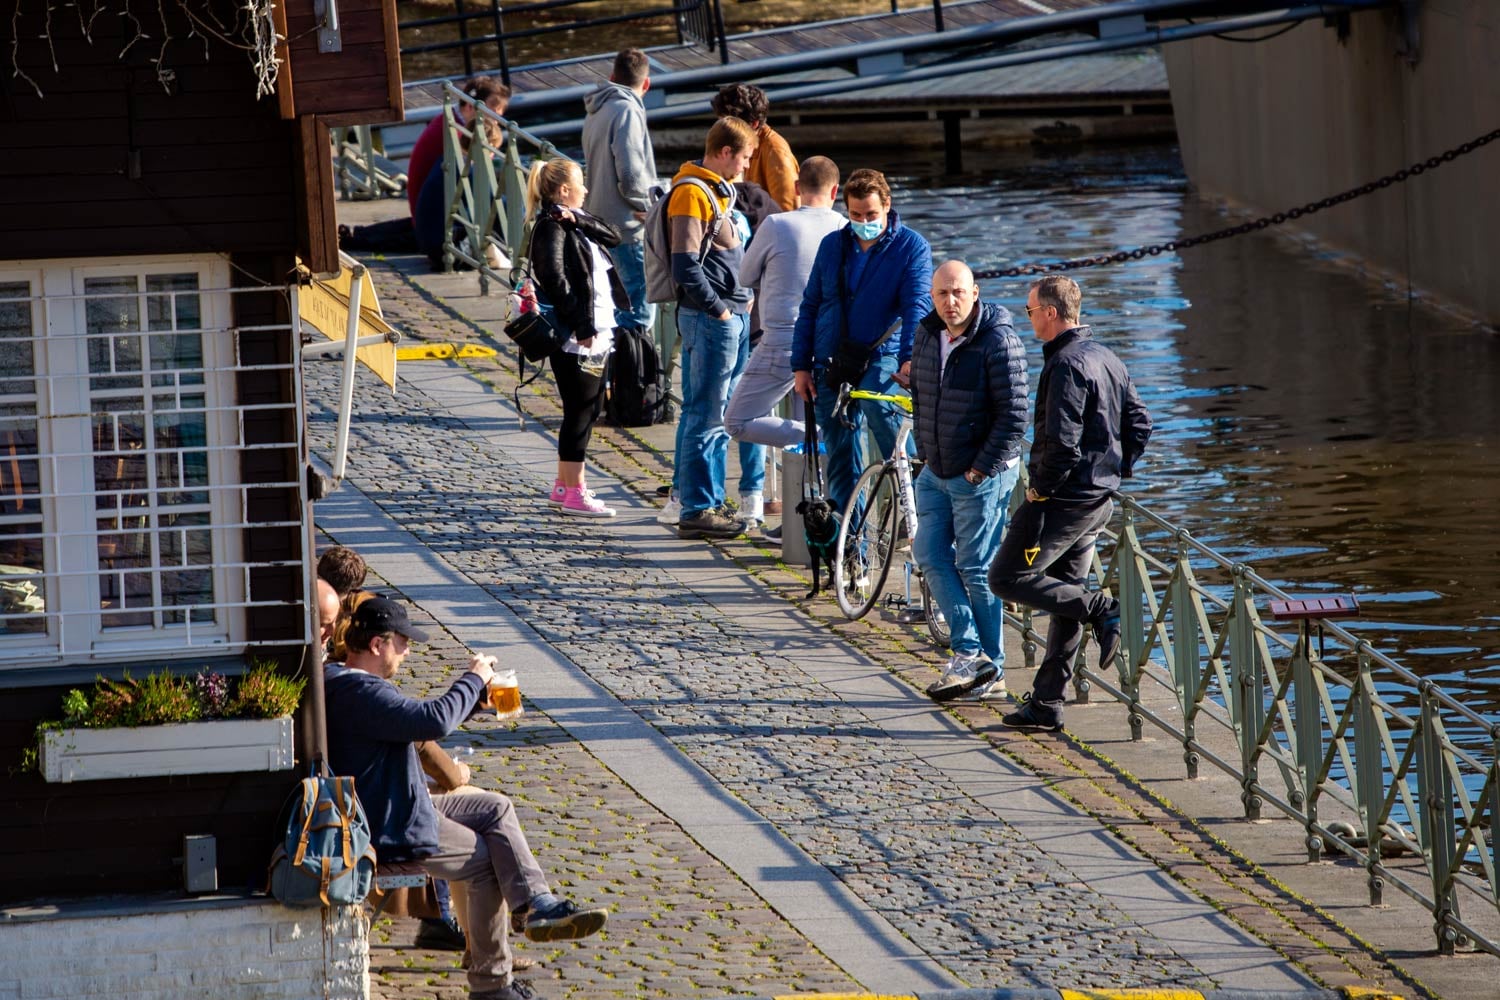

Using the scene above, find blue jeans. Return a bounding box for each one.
[677,307,750,516]
[812,353,909,514]
[913,463,1020,663]
[609,240,655,330]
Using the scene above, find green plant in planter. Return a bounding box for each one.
[227,660,306,719]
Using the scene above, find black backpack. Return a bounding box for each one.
[605,324,672,427]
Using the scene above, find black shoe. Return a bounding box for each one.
[1093,604,1122,671]
[510,898,609,943]
[1002,693,1063,732]
[763,523,782,542]
[469,980,538,1000]
[414,915,466,951]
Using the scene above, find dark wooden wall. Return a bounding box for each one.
[0,255,312,904]
[0,0,321,896]
[0,3,298,259]
[286,0,404,127]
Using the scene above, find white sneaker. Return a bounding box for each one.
[656,493,682,525]
[738,491,765,527]
[925,652,997,703]
[963,673,1007,701]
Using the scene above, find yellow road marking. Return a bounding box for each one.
[396,343,498,360]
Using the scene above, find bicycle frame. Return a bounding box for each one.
[830,387,946,643]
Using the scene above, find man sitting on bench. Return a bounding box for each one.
[325,597,607,1000]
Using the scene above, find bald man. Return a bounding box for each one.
[910,261,1029,702]
[316,578,341,650]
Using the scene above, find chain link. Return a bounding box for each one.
[972,128,1500,281]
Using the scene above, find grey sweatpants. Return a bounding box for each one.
[420,789,550,992]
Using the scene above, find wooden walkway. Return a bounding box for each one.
[401,0,1111,113]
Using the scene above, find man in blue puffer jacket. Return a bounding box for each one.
[910,261,1028,703]
[791,168,933,512]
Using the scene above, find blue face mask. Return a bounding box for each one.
[849,218,884,241]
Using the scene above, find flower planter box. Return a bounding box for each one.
[40,717,295,783]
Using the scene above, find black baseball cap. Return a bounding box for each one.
[350,597,430,642]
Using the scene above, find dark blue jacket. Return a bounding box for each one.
[323,663,487,861]
[909,300,1029,479]
[1029,326,1153,503]
[790,212,933,371]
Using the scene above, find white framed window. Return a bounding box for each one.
[0,255,303,668]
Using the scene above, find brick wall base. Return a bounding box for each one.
[0,897,368,999]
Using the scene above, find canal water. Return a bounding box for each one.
[866,142,1500,717]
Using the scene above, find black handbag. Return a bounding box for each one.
[503,218,568,363]
[504,308,564,362]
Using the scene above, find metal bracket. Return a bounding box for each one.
[315,0,342,54]
[1098,14,1147,40]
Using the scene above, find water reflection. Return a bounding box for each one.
[883,143,1500,705]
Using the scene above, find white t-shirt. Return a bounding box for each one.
[567,240,616,357]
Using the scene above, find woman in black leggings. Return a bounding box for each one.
[526,158,631,517]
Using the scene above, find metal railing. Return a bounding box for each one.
[399,0,726,83]
[332,126,407,201]
[1016,493,1499,956]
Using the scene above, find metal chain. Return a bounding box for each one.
[971,127,1500,280]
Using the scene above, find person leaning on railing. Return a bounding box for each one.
[336,79,511,260]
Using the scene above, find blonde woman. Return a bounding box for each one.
[525,158,630,518]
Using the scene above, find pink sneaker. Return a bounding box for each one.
[548,480,566,507]
[560,485,615,518]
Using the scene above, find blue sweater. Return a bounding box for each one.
[323,663,487,861]
[790,211,933,371]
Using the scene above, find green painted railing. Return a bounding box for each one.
[1007,493,1499,957]
[333,125,406,201]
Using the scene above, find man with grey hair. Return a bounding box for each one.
[912,260,1028,702]
[989,275,1152,732]
[582,48,656,329]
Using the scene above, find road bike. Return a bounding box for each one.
[830,387,949,646]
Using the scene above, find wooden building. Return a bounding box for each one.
[0,0,400,913]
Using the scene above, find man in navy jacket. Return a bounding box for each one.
[909,261,1028,702]
[325,598,607,1000]
[791,168,932,513]
[989,276,1153,733]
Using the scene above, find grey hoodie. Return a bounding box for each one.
[581,83,657,242]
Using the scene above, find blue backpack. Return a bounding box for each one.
[268,775,377,908]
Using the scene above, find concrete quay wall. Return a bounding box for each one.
[1162,1,1500,325]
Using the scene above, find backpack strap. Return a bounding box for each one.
[291,778,318,867]
[669,176,734,266]
[335,777,355,870]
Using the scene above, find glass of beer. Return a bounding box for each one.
[489,669,522,720]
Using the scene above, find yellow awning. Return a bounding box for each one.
[297,256,398,389]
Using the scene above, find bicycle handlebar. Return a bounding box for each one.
[848,389,914,414]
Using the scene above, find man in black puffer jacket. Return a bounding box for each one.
[989,275,1153,732]
[909,260,1029,702]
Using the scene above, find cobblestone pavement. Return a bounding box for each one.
[302,250,1433,1000]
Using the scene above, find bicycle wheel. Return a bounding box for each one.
[920,573,951,648]
[833,464,899,619]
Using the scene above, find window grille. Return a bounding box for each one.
[0,258,306,669]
